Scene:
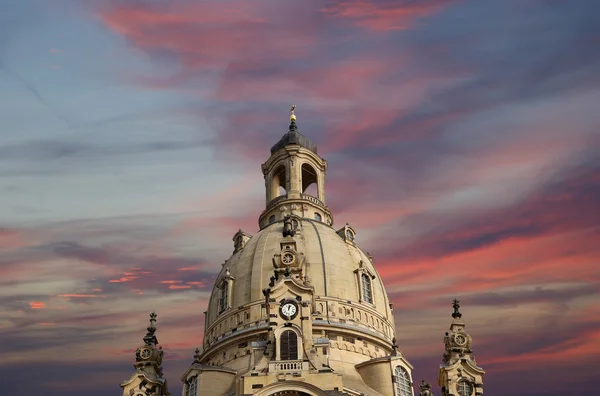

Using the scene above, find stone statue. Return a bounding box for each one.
[419,380,433,396]
[283,215,296,237]
[452,299,462,319]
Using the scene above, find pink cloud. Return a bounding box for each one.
[159,280,182,285]
[168,285,192,290]
[321,0,460,31]
[29,301,46,309]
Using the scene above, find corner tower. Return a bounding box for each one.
[119,312,170,396]
[259,106,331,229]
[438,300,485,396]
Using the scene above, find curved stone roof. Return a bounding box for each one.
[205,218,394,344]
[270,122,318,155]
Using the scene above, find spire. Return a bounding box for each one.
[143,311,159,346]
[120,312,170,396]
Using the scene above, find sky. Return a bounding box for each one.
[0,0,599,395]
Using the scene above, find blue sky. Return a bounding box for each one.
[0,1,599,395]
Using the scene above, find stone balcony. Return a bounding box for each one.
[258,194,333,229]
[268,360,309,373]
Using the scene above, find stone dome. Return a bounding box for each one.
[204,218,395,345]
[195,118,411,396]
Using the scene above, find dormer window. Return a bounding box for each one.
[314,213,322,222]
[219,283,228,313]
[355,261,376,306]
[346,229,355,242]
[234,236,242,250]
[217,269,234,314]
[337,224,357,244]
[232,230,252,253]
[361,273,373,304]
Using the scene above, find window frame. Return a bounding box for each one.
[216,269,234,315]
[354,261,376,306]
[361,273,373,304]
[457,380,473,396]
[279,330,299,360]
[218,283,228,314]
[274,325,303,361]
[394,366,412,396]
[185,375,198,396]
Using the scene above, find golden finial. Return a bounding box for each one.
[290,104,296,122]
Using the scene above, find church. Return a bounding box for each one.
[119,108,486,396]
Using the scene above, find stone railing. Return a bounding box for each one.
[269,360,307,372]
[300,193,324,207]
[266,195,288,210]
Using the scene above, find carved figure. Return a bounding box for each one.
[452,299,462,319]
[283,215,296,237]
[419,380,433,396]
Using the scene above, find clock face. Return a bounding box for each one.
[281,252,295,265]
[140,348,152,359]
[455,334,466,346]
[280,302,298,319]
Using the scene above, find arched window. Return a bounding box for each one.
[269,215,276,224]
[394,366,411,396]
[280,330,298,360]
[314,213,322,221]
[272,165,287,199]
[218,283,228,313]
[301,163,319,196]
[361,273,373,304]
[185,376,198,396]
[457,381,473,396]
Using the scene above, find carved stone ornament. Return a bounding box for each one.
[419,380,433,396]
[283,215,296,237]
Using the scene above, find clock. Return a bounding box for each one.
[281,252,295,266]
[140,348,152,359]
[454,334,467,346]
[279,300,299,320]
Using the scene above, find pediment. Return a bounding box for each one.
[269,276,314,300]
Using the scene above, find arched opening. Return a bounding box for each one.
[457,380,474,396]
[272,165,288,199]
[301,163,318,197]
[361,273,373,304]
[394,366,412,396]
[254,380,331,396]
[280,330,298,360]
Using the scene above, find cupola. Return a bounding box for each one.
[259,106,331,228]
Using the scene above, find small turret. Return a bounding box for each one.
[119,312,170,396]
[438,300,485,396]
